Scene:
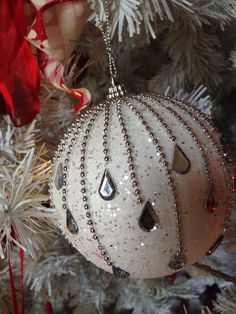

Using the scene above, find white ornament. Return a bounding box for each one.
[50,93,234,279]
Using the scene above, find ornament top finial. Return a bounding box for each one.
[96,1,126,99]
[107,77,125,99]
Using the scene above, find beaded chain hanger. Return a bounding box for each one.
[95,0,125,99]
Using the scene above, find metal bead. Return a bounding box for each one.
[130,172,135,179]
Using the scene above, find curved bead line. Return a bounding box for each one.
[126,99,185,260]
[77,105,113,267]
[142,95,212,184]
[162,95,233,229]
[61,104,113,267]
[50,118,85,220]
[116,99,143,204]
[149,94,233,229]
[126,95,176,142]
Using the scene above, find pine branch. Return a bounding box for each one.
[194,263,236,285]
[214,285,236,314]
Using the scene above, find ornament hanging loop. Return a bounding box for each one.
[96,1,125,99]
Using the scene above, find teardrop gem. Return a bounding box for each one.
[206,185,218,213]
[99,169,116,200]
[168,251,186,270]
[173,145,190,174]
[206,235,224,255]
[112,266,130,278]
[55,163,64,190]
[66,209,79,234]
[139,201,159,232]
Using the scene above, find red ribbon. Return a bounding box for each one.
[8,249,25,314]
[0,0,40,126]
[46,301,51,314]
[20,249,25,314]
[8,256,19,314]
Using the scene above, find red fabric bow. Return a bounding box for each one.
[0,0,40,126]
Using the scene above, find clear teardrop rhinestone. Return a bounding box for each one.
[173,144,190,174]
[168,250,186,270]
[66,209,79,234]
[99,169,116,200]
[139,201,159,232]
[207,235,224,255]
[112,266,130,278]
[54,163,64,190]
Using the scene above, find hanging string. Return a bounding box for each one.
[95,0,118,87]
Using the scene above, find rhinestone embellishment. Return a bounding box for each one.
[54,163,64,190]
[66,209,79,235]
[112,266,130,278]
[99,169,116,200]
[139,201,159,232]
[206,235,224,255]
[173,144,190,174]
[206,184,218,213]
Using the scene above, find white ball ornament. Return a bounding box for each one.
[50,91,234,279]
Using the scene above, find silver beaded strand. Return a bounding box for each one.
[126,99,186,269]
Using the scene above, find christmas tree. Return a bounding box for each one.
[0,1,236,313]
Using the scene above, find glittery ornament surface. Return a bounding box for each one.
[50,93,234,279]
